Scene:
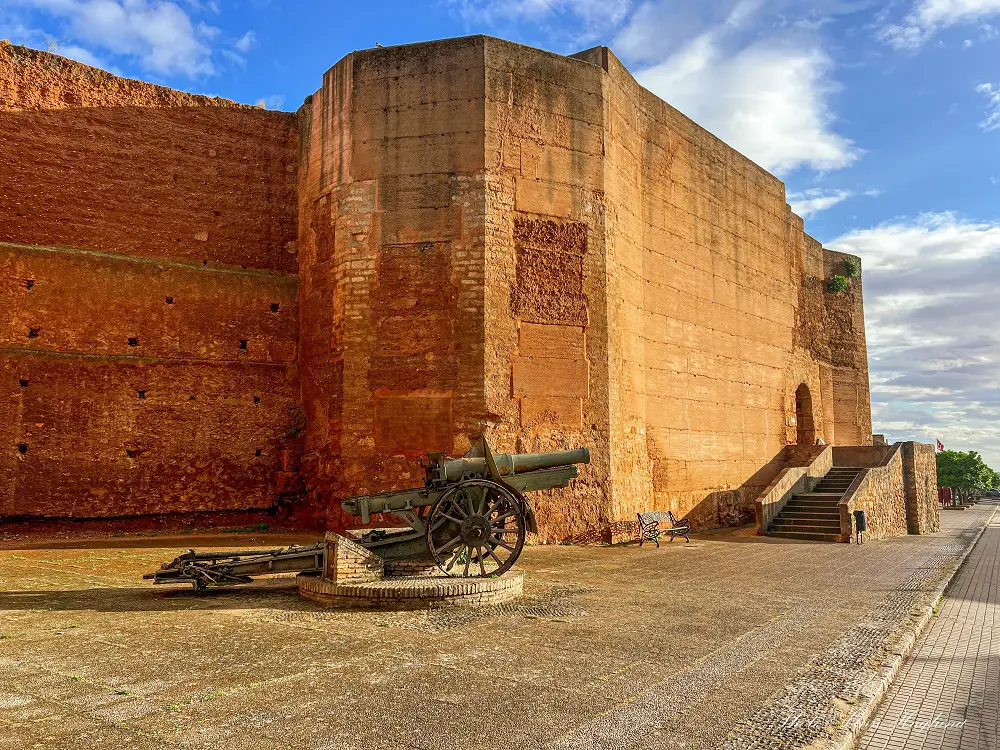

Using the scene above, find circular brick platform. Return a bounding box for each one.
[297,570,524,609]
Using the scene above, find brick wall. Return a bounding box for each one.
[0,43,300,518]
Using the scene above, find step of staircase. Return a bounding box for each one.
[766,530,842,542]
[769,518,840,534]
[778,510,841,521]
[785,495,842,508]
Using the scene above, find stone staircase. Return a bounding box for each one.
[765,467,863,542]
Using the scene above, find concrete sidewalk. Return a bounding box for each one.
[859,502,999,750]
[0,507,993,750]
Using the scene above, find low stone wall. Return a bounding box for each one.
[838,445,909,541]
[903,442,941,534]
[755,446,833,533]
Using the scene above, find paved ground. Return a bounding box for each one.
[859,502,999,750]
[0,507,992,750]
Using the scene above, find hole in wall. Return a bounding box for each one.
[27,327,40,338]
[214,210,221,217]
[189,395,197,401]
[125,448,146,458]
[128,337,139,347]
[203,259,208,266]
[165,296,174,305]
[270,303,280,313]
[19,379,29,388]
[255,449,263,457]
[17,444,28,455]
[253,395,261,404]
[239,339,249,350]
[25,279,35,290]
[137,390,147,399]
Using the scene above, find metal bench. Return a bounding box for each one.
[637,510,691,546]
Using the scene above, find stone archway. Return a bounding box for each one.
[795,383,816,445]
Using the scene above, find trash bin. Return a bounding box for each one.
[853,509,867,544]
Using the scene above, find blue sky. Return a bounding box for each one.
[3,0,1000,465]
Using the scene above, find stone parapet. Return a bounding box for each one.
[902,442,941,535]
[837,444,908,541]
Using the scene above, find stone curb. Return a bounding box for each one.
[827,505,999,750]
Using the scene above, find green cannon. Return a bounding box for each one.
[146,436,590,588]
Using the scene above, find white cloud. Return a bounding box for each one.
[788,188,853,217]
[879,0,1000,49]
[829,212,1000,466]
[450,0,859,176]
[978,83,1000,131]
[10,0,216,76]
[233,29,255,53]
[451,0,630,44]
[635,40,858,174]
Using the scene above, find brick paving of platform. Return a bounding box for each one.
[0,507,992,750]
[858,501,999,750]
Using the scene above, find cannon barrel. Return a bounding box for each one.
[435,447,590,483]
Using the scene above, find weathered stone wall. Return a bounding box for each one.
[837,445,909,541]
[480,40,872,536]
[0,43,300,518]
[902,442,940,535]
[296,39,489,530]
[481,39,608,541]
[824,250,872,446]
[2,36,878,537]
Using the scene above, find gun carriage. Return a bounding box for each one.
[146,436,589,589]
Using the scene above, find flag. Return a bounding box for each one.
[936,439,945,452]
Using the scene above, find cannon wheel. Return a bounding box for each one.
[425,479,527,577]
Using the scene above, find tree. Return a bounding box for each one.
[936,450,1000,502]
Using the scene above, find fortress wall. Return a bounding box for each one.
[0,43,300,518]
[297,39,489,529]
[482,40,871,535]
[599,51,811,528]
[482,38,611,541]
[824,249,872,446]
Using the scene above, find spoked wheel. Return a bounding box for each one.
[425,479,527,577]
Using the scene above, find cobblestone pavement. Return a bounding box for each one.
[858,502,1000,750]
[0,508,992,750]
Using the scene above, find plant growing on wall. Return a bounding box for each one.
[937,449,1000,503]
[842,257,860,278]
[826,275,850,293]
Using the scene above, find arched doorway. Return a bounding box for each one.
[795,383,816,445]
